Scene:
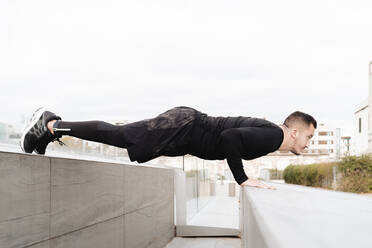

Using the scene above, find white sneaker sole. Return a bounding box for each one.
[20,107,46,153]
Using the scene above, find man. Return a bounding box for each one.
[20,106,316,190]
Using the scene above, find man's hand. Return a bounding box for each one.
[240,178,276,190]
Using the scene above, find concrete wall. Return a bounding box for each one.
[0,151,175,248]
[240,181,372,248]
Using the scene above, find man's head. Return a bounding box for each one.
[283,111,317,155]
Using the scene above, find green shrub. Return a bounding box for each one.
[336,167,372,193]
[317,162,337,189]
[284,165,306,185]
[336,155,372,193]
[283,162,336,188]
[338,154,372,174]
[283,155,372,193]
[303,164,319,186]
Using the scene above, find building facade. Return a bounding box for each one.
[307,123,340,158]
[354,99,369,155]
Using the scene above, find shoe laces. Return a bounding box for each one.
[51,127,70,147]
[52,137,68,147]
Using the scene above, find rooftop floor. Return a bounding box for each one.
[164,237,241,248]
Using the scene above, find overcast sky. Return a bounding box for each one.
[1,0,372,136]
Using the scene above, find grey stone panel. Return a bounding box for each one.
[50,157,124,237]
[0,152,175,248]
[0,153,50,248]
[0,213,49,248]
[124,199,175,248]
[124,165,174,214]
[50,216,124,248]
[152,198,175,248]
[27,240,50,248]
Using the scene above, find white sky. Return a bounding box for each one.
[1,0,372,136]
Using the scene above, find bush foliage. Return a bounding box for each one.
[283,155,372,193]
[284,162,336,189]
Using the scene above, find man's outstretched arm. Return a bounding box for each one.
[220,128,276,190]
[220,129,249,184]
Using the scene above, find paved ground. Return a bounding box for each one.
[187,195,239,229]
[164,237,241,248]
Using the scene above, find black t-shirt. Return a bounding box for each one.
[217,124,283,184]
[188,112,284,185]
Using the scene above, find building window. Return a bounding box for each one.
[319,140,327,145]
[359,117,362,133]
[318,132,328,136]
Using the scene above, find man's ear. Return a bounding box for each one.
[291,129,299,139]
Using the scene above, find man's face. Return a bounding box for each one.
[290,124,315,156]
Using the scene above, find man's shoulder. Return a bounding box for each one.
[237,117,280,129]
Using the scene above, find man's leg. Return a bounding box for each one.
[50,120,128,149]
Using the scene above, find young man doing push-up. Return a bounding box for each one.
[20,106,316,190]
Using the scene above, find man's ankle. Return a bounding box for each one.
[47,120,57,134]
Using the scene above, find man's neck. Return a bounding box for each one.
[278,124,291,151]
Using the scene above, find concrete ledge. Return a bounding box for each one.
[0,151,175,248]
[176,225,239,237]
[240,181,372,248]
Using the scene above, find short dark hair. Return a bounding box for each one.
[283,111,317,129]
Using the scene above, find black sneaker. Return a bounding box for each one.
[20,107,66,154]
[34,127,68,155]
